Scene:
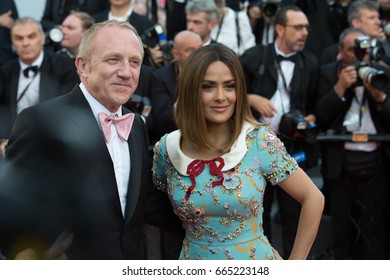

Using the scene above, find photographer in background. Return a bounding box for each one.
[247,0,280,45]
[240,5,319,259]
[316,27,390,259]
[57,11,95,59]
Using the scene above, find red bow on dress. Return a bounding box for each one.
[185,157,225,200]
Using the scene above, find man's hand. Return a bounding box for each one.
[334,65,357,97]
[149,46,164,67]
[364,81,387,103]
[247,94,277,117]
[14,231,74,260]
[0,10,14,29]
[304,114,316,125]
[0,139,8,158]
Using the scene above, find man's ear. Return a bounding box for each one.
[275,23,284,38]
[75,56,88,78]
[209,20,218,31]
[351,18,360,28]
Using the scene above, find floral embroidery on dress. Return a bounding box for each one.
[152,123,297,260]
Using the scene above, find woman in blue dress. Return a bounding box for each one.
[152,43,324,260]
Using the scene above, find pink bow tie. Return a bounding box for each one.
[98,112,135,142]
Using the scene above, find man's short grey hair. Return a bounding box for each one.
[347,0,379,26]
[185,0,218,22]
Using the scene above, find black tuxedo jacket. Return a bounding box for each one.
[240,43,319,166]
[92,10,156,45]
[316,61,390,180]
[41,0,110,32]
[240,43,319,119]
[150,62,177,140]
[0,86,181,259]
[0,51,80,139]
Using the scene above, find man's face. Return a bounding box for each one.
[172,33,203,67]
[352,8,381,38]
[186,12,214,43]
[276,10,309,53]
[60,15,84,55]
[76,26,143,112]
[340,32,365,65]
[379,0,390,11]
[11,22,45,65]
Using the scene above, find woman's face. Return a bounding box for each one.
[201,61,237,127]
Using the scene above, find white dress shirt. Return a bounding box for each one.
[17,51,44,114]
[80,83,131,216]
[260,43,296,133]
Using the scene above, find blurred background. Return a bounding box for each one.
[14,0,45,20]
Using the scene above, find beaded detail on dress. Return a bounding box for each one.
[152,123,298,259]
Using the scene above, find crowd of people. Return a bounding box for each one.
[0,0,389,260]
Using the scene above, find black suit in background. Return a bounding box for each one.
[125,64,156,148]
[0,85,181,259]
[240,43,319,258]
[0,0,18,66]
[41,0,109,32]
[316,61,390,259]
[149,61,184,260]
[0,51,80,139]
[150,62,178,140]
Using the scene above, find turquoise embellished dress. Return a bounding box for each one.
[152,123,298,260]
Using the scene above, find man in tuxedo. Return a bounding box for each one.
[0,20,180,259]
[240,5,319,259]
[0,17,79,158]
[316,27,390,259]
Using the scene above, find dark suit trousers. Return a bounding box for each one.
[327,150,388,259]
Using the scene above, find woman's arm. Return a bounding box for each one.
[277,167,324,259]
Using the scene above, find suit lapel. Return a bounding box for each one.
[67,88,123,216]
[124,114,142,223]
[10,63,20,121]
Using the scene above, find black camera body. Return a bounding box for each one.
[278,111,318,143]
[353,36,390,91]
[127,94,151,117]
[253,0,280,18]
[141,24,174,62]
[45,27,64,50]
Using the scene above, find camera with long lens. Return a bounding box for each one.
[141,24,174,63]
[353,36,390,91]
[278,110,318,143]
[252,0,280,18]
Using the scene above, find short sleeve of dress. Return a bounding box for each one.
[257,125,298,186]
[152,134,169,192]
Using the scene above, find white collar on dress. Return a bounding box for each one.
[166,122,255,175]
